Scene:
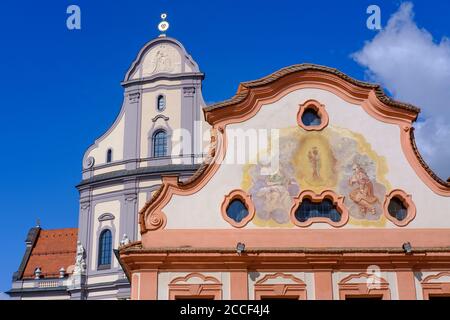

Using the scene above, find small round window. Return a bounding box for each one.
[383,190,416,226]
[297,100,329,131]
[221,190,255,228]
[387,197,408,221]
[226,199,249,223]
[301,108,322,126]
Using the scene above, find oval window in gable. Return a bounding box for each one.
[301,108,322,126]
[297,100,329,131]
[221,190,256,228]
[383,190,416,226]
[387,197,408,221]
[226,199,249,223]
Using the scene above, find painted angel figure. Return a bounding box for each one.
[348,164,379,215]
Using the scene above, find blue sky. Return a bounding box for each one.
[0,0,449,293]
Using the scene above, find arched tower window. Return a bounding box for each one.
[106,148,113,163]
[157,95,166,112]
[98,229,112,269]
[153,130,168,158]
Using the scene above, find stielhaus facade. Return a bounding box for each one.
[9,18,450,300]
[119,61,450,299]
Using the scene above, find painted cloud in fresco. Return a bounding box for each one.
[247,160,300,224]
[242,126,389,227]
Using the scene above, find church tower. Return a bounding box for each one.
[75,14,210,299]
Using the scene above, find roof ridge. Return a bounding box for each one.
[205,63,420,114]
[31,250,77,256]
[39,227,78,232]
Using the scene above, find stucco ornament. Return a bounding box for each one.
[84,156,95,169]
[152,45,174,73]
[148,210,167,230]
[120,234,130,247]
[73,241,86,275]
[142,44,181,76]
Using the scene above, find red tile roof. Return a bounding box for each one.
[22,228,78,279]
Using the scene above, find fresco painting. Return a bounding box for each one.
[241,126,390,227]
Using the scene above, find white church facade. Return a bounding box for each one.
[8,16,210,300]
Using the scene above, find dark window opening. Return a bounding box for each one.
[295,198,341,223]
[157,95,166,111]
[388,197,408,221]
[301,108,322,126]
[226,199,249,223]
[106,149,113,163]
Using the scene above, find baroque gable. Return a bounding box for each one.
[139,64,450,234]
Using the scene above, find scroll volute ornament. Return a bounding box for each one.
[141,177,179,232]
[147,209,167,231]
[139,128,226,234]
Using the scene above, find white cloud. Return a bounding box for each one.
[353,2,450,180]
[0,292,9,300]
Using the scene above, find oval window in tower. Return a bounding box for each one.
[157,94,166,112]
